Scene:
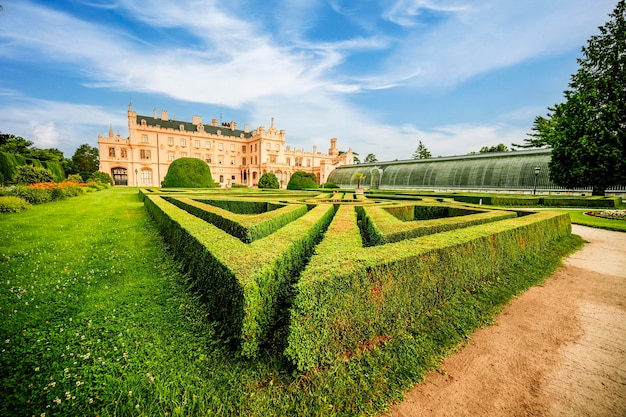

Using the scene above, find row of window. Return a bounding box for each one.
[111,147,311,167]
[140,134,281,152]
[141,135,280,153]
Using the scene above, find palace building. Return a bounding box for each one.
[98,104,354,187]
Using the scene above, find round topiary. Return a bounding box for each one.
[287,171,318,190]
[162,158,217,188]
[258,172,280,189]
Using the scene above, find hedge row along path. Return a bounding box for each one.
[385,224,626,417]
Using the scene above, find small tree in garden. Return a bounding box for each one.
[353,172,365,189]
[162,158,217,188]
[258,172,280,189]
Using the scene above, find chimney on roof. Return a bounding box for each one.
[192,115,202,125]
[244,124,249,133]
[161,110,168,121]
[231,122,237,130]
[153,108,157,118]
[211,118,218,126]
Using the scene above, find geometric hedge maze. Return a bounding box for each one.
[141,189,571,371]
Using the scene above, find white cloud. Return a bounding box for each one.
[0,96,126,155]
[0,0,617,162]
[379,0,616,88]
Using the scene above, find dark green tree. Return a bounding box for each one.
[412,141,432,159]
[513,114,556,149]
[479,144,509,153]
[0,136,34,155]
[537,1,626,195]
[363,153,378,163]
[162,158,216,188]
[71,144,99,176]
[257,172,280,189]
[287,171,318,190]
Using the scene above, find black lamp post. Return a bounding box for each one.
[533,166,540,195]
[135,168,138,187]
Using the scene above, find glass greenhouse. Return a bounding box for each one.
[327,149,579,192]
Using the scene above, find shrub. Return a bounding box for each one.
[67,173,83,183]
[258,173,280,189]
[14,165,54,185]
[287,171,318,190]
[10,186,51,204]
[89,171,113,185]
[321,182,339,189]
[162,158,217,188]
[0,196,31,213]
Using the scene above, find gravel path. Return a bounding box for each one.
[384,225,626,417]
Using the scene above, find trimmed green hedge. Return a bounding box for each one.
[143,195,336,357]
[166,197,309,243]
[451,194,619,208]
[285,206,571,370]
[357,204,518,246]
[142,189,574,372]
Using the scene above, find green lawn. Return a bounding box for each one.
[0,188,583,416]
[565,209,626,232]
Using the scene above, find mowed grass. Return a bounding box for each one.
[1,188,584,416]
[566,209,626,232]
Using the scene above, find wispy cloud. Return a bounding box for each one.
[0,0,617,160]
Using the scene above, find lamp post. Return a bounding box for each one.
[533,166,540,195]
[135,168,138,187]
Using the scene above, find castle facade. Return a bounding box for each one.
[98,104,353,187]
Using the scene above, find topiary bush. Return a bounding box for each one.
[162,158,217,188]
[258,172,280,189]
[13,165,55,185]
[287,171,318,190]
[0,196,31,213]
[321,182,339,189]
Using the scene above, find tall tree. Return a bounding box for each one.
[363,153,378,163]
[72,144,99,175]
[513,114,556,149]
[0,136,34,155]
[412,140,432,159]
[541,1,626,195]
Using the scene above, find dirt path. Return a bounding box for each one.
[384,225,626,417]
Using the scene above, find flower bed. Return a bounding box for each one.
[585,210,626,220]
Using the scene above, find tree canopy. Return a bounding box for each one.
[412,141,432,159]
[71,144,99,175]
[162,158,216,188]
[528,1,626,195]
[479,144,509,153]
[363,153,378,163]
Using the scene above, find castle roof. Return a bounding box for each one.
[136,115,253,139]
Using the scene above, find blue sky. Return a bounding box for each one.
[0,0,617,161]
